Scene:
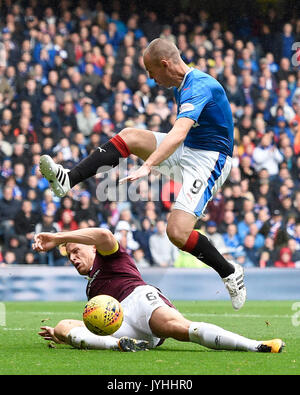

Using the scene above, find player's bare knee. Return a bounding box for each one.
[164,319,180,337]
[167,211,197,247]
[119,127,142,153]
[119,127,156,158]
[150,306,191,341]
[156,318,190,341]
[166,224,187,248]
[119,127,136,146]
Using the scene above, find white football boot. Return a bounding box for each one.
[222,262,247,310]
[39,155,71,198]
[256,339,285,353]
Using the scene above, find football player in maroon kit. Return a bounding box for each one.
[33,227,284,353]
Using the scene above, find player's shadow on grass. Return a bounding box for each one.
[156,347,214,353]
[44,344,209,353]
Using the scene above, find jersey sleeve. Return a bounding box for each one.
[97,241,119,256]
[177,78,212,123]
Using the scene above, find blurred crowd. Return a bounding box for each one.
[0,0,300,269]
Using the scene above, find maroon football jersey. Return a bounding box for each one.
[86,243,175,310]
[86,243,147,301]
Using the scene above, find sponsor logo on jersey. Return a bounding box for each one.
[179,103,195,114]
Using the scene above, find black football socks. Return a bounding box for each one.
[182,230,235,278]
[68,135,130,188]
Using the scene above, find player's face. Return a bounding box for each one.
[67,243,95,275]
[143,55,173,88]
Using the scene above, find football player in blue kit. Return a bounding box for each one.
[39,38,246,310]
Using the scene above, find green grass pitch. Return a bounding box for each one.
[0,300,299,375]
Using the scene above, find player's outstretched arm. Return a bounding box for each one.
[33,228,117,254]
[120,117,194,184]
[144,117,195,168]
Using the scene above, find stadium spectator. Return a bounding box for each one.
[237,211,256,243]
[248,223,265,250]
[132,217,154,265]
[291,222,300,248]
[206,191,226,225]
[243,234,260,267]
[0,185,21,244]
[0,65,14,105]
[222,223,242,259]
[24,251,40,265]
[0,158,13,183]
[252,133,284,177]
[230,183,246,218]
[14,200,41,246]
[278,23,294,60]
[141,11,161,41]
[0,1,299,268]
[274,246,295,268]
[287,238,300,267]
[149,219,179,267]
[133,247,151,268]
[160,24,176,44]
[205,220,227,252]
[57,209,78,232]
[152,95,171,121]
[76,99,98,137]
[2,234,28,265]
[114,219,139,255]
[259,209,289,248]
[218,210,237,234]
[74,191,99,226]
[3,250,18,265]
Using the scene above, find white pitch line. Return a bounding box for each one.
[11,311,81,315]
[1,328,32,331]
[184,313,292,318]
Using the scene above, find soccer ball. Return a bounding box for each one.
[83,295,123,336]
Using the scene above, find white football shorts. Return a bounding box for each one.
[113,284,170,348]
[153,131,232,217]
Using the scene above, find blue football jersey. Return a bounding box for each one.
[174,68,234,157]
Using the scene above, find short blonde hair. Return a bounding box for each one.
[144,38,181,65]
